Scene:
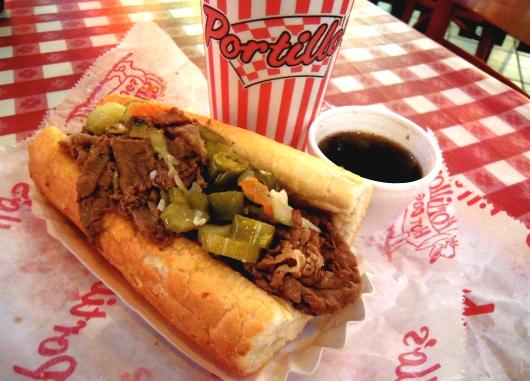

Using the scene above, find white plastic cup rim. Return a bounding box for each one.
[308,105,443,234]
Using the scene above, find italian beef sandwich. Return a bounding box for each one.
[28,94,372,376]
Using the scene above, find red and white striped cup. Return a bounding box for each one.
[200,0,355,149]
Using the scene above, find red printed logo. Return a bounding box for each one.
[121,367,153,381]
[12,282,116,381]
[0,182,31,230]
[203,5,347,87]
[395,326,441,381]
[385,174,458,264]
[66,53,166,125]
[463,289,495,318]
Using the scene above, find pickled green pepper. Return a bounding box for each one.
[86,102,126,135]
[198,224,231,243]
[208,191,244,221]
[255,169,278,191]
[208,151,249,188]
[129,123,151,138]
[199,234,261,263]
[160,203,208,233]
[149,128,169,157]
[186,191,208,212]
[168,187,188,206]
[231,215,275,249]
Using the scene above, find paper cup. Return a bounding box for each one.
[308,106,443,235]
[200,0,355,149]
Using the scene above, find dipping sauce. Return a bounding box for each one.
[318,131,422,183]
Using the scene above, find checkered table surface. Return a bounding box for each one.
[1,0,529,227]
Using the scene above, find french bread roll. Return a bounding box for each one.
[189,113,372,245]
[28,110,371,375]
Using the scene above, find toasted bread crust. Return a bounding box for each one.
[98,94,372,242]
[29,102,372,374]
[29,126,310,375]
[188,113,372,243]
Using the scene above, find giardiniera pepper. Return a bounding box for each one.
[160,203,209,233]
[208,191,244,221]
[198,226,261,263]
[208,151,249,188]
[231,215,274,249]
[85,102,127,135]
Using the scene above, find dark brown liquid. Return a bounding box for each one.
[319,131,423,183]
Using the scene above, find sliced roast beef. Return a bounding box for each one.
[61,134,114,241]
[246,211,362,315]
[75,135,112,198]
[167,123,208,188]
[61,115,362,315]
[62,133,174,245]
[167,124,207,161]
[111,138,156,193]
[152,107,191,126]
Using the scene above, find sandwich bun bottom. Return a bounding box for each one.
[28,126,311,376]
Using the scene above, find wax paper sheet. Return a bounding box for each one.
[453,181,530,381]
[5,21,527,381]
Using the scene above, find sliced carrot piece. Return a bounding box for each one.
[98,94,138,106]
[126,101,171,119]
[239,177,274,219]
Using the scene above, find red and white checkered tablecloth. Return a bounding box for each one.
[1,0,529,227]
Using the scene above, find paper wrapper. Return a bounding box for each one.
[42,22,209,132]
[1,21,527,381]
[452,182,530,380]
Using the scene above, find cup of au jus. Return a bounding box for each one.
[308,106,442,235]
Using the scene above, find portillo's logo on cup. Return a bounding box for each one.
[200,0,355,149]
[203,5,345,87]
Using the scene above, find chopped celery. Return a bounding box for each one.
[168,187,188,206]
[149,128,169,157]
[198,224,231,243]
[205,141,233,158]
[255,169,278,190]
[231,215,275,249]
[186,191,208,212]
[208,191,244,221]
[129,124,151,138]
[86,102,126,135]
[199,234,261,263]
[199,125,226,144]
[106,123,128,135]
[269,189,292,225]
[160,203,208,233]
[237,169,256,184]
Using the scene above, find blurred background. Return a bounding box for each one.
[370,0,529,95]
